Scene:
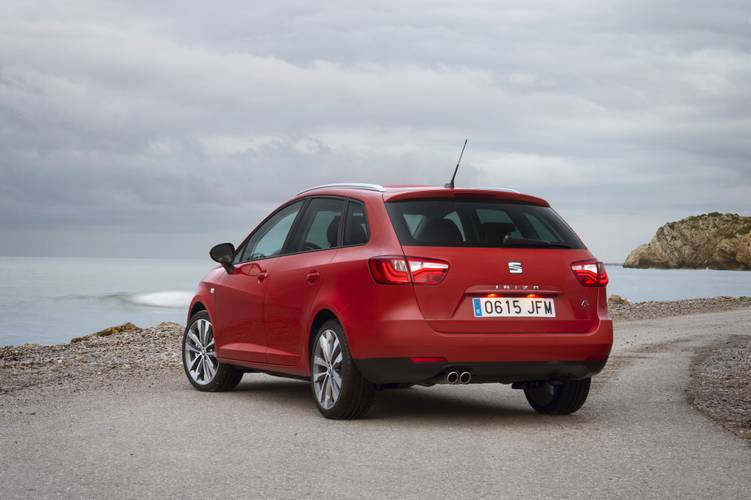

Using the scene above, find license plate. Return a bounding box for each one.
[472,297,556,318]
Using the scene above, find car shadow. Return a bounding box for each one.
[371,387,530,421]
[231,375,589,426]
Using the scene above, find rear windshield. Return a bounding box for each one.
[385,199,585,249]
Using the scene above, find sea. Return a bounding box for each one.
[0,256,749,346]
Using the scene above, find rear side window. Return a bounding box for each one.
[385,199,584,249]
[343,200,369,246]
[288,198,346,252]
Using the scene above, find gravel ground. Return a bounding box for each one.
[0,322,183,406]
[688,334,751,443]
[608,295,751,321]
[1,296,750,410]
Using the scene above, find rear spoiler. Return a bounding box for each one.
[383,188,549,207]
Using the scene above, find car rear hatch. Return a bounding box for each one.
[384,193,603,334]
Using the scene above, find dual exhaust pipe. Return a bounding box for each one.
[446,370,471,385]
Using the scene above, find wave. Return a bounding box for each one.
[104,291,194,309]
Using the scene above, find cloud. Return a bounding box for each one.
[0,1,749,259]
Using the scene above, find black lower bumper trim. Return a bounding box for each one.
[354,358,607,385]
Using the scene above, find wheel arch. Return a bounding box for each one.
[190,301,207,318]
[188,290,214,325]
[307,308,340,365]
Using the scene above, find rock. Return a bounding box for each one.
[608,294,631,305]
[154,322,183,332]
[624,213,751,270]
[70,322,141,343]
[737,233,751,268]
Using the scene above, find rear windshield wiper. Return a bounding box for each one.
[502,237,573,249]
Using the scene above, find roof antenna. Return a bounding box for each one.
[444,139,467,189]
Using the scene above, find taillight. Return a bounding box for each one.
[368,257,411,284]
[369,256,449,285]
[408,258,450,284]
[571,259,609,287]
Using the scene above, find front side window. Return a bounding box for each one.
[288,198,346,252]
[238,200,304,262]
[386,199,584,249]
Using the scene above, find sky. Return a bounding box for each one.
[1,0,749,261]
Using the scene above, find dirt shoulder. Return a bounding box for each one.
[688,334,751,443]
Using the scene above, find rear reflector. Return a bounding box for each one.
[369,256,449,285]
[571,259,609,287]
[409,357,448,364]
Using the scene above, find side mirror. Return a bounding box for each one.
[210,243,236,272]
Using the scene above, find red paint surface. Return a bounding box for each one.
[188,186,612,379]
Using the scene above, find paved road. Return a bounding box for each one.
[2,309,751,499]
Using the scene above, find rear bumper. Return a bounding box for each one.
[346,315,613,384]
[355,358,607,385]
[347,315,613,359]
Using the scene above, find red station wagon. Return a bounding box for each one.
[183,183,612,419]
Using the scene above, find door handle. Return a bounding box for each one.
[306,271,321,283]
[257,271,269,282]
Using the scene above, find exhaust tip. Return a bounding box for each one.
[459,371,472,384]
[446,371,459,384]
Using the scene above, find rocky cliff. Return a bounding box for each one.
[624,213,751,270]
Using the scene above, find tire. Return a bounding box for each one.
[311,320,375,419]
[524,377,591,415]
[182,311,243,392]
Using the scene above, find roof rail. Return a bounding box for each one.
[297,183,386,195]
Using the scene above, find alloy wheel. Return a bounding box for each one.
[184,318,218,385]
[312,329,343,410]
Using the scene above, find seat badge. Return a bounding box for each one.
[508,262,523,274]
